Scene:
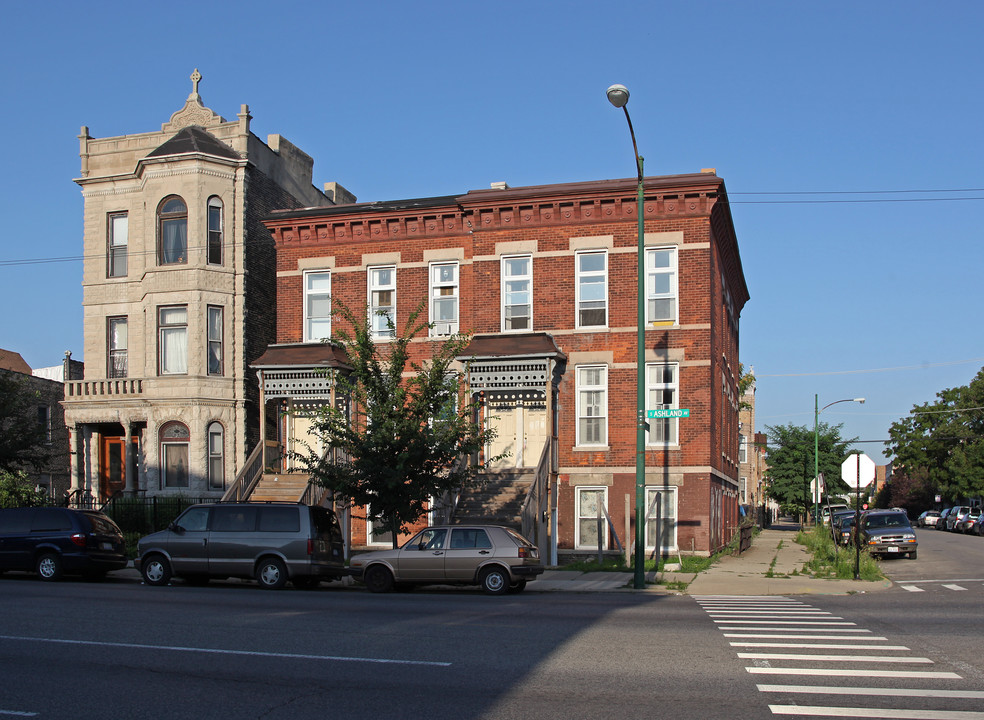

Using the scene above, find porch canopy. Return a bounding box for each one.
[251,342,351,400]
[458,332,566,395]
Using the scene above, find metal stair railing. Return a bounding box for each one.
[222,441,267,502]
[521,441,551,544]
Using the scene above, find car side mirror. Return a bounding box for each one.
[169,522,184,534]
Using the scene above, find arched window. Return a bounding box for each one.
[160,421,190,488]
[207,197,223,265]
[158,196,187,265]
[207,422,224,490]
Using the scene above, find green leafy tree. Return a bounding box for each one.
[764,422,855,519]
[0,470,49,508]
[0,370,48,474]
[292,300,499,547]
[886,366,984,504]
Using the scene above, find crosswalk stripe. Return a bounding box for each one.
[900,585,924,592]
[713,619,855,625]
[942,584,967,591]
[768,704,984,718]
[725,633,884,640]
[733,642,909,650]
[757,685,984,699]
[738,652,931,663]
[719,626,869,632]
[747,668,961,679]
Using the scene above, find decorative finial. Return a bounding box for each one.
[191,68,202,95]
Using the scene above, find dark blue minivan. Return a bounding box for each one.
[0,507,128,580]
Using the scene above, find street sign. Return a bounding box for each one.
[841,453,875,489]
[647,408,690,419]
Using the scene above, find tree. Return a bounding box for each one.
[886,366,984,504]
[0,470,49,508]
[292,300,498,546]
[764,422,855,519]
[0,370,48,474]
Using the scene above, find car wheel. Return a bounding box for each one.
[508,579,527,594]
[292,576,320,590]
[36,553,63,581]
[141,554,172,586]
[256,558,288,590]
[480,566,509,595]
[363,565,395,593]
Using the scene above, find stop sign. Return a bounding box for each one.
[841,453,875,488]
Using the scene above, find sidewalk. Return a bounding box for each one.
[530,522,893,595]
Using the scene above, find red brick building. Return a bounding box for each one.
[252,171,748,559]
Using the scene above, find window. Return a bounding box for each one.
[646,247,677,324]
[576,250,607,327]
[158,196,187,265]
[207,197,223,265]
[304,271,331,342]
[449,528,493,549]
[501,255,531,331]
[738,434,748,464]
[429,262,459,336]
[645,486,678,552]
[159,306,188,375]
[37,405,51,444]
[740,477,748,504]
[160,421,190,488]
[212,505,258,532]
[207,422,224,490]
[259,507,300,532]
[368,265,396,339]
[576,487,608,549]
[366,505,393,546]
[646,362,679,444]
[576,365,607,446]
[108,212,128,277]
[207,306,223,375]
[108,317,127,378]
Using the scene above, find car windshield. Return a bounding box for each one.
[867,514,909,529]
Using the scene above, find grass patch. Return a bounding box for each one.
[797,525,882,581]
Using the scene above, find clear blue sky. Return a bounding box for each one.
[2,1,981,460]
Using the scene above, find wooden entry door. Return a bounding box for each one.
[100,435,128,501]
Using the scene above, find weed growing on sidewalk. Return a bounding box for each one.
[797,525,882,580]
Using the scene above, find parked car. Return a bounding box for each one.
[349,525,545,595]
[945,506,973,532]
[916,510,941,528]
[970,513,984,536]
[936,508,952,530]
[857,509,918,559]
[833,513,857,546]
[955,507,982,533]
[0,506,127,581]
[137,502,346,589]
[821,504,849,526]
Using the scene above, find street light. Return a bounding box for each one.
[814,395,865,523]
[607,83,647,589]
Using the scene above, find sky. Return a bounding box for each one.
[1,0,981,462]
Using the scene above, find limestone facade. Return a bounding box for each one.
[63,71,352,500]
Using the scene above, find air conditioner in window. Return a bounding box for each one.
[432,322,456,336]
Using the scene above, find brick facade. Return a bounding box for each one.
[263,173,748,556]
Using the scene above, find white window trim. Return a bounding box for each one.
[575,249,608,329]
[500,254,532,333]
[575,486,609,550]
[575,365,608,447]
[646,361,680,446]
[158,306,188,376]
[429,261,459,337]
[645,486,678,552]
[646,246,678,326]
[207,197,223,266]
[303,270,332,343]
[108,212,128,278]
[368,265,397,340]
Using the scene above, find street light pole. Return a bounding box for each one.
[607,83,647,589]
[814,396,865,523]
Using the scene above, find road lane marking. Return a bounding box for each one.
[943,584,967,591]
[714,619,855,625]
[900,585,924,592]
[0,635,451,667]
[768,705,984,718]
[718,626,871,632]
[747,668,960,679]
[757,685,984,699]
[0,711,37,717]
[738,652,932,663]
[724,634,884,640]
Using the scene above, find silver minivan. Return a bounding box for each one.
[137,502,346,589]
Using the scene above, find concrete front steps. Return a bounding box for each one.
[453,470,533,529]
[249,473,310,502]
